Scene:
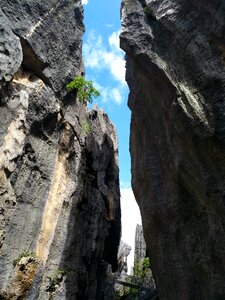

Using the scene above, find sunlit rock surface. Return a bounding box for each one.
[121,0,225,299]
[0,1,121,299]
[134,224,146,261]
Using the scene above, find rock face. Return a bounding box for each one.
[121,0,225,299]
[0,1,121,299]
[134,224,147,261]
[117,241,131,274]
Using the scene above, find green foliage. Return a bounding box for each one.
[46,269,67,293]
[66,76,100,103]
[115,289,121,300]
[115,258,151,299]
[143,257,150,268]
[115,285,138,299]
[115,288,135,300]
[133,257,151,286]
[143,6,152,15]
[13,249,36,267]
[82,120,92,135]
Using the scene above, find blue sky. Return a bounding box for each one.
[83,0,130,189]
[82,0,142,271]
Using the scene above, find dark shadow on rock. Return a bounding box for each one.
[58,128,121,299]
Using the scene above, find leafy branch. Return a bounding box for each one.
[66,76,100,103]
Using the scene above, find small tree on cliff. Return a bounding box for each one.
[66,76,100,103]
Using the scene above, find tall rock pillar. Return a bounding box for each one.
[121,0,225,299]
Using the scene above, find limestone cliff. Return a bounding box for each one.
[121,0,225,299]
[0,1,121,299]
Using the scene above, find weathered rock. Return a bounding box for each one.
[134,224,146,261]
[0,8,22,89]
[121,0,225,299]
[114,241,131,295]
[1,0,84,95]
[117,241,131,274]
[0,1,121,299]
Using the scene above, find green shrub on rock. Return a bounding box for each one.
[46,269,67,293]
[13,249,36,267]
[144,6,152,16]
[66,76,100,103]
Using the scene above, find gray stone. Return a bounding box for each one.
[0,8,22,88]
[121,0,225,299]
[134,224,146,261]
[1,0,85,95]
[0,0,121,299]
[117,240,131,274]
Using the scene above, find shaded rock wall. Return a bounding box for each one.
[121,0,225,299]
[0,1,121,299]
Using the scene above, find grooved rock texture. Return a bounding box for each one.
[121,0,225,299]
[0,1,121,299]
[134,224,146,261]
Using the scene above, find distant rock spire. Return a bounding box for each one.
[134,224,146,261]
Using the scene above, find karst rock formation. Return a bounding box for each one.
[121,0,225,299]
[0,1,121,299]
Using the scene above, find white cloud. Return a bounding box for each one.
[83,30,127,105]
[111,87,122,105]
[83,30,126,85]
[82,0,88,5]
[91,80,123,105]
[83,32,103,69]
[110,57,126,84]
[108,30,120,50]
[120,188,142,273]
[95,83,109,104]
